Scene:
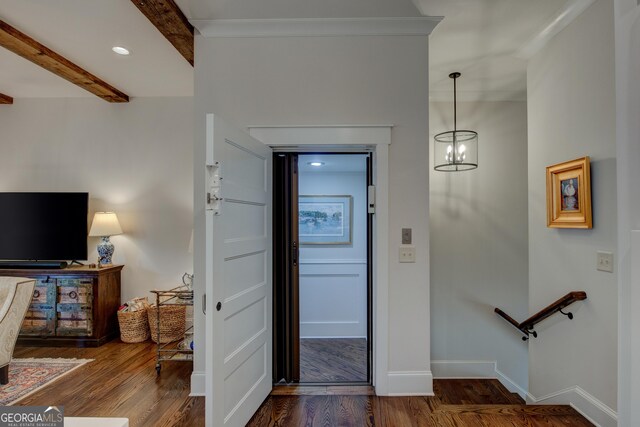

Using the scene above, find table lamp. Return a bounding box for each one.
[89,212,123,266]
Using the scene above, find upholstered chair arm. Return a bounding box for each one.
[0,278,36,368]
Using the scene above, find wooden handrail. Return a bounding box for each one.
[495,291,587,341]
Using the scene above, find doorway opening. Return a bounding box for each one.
[273,152,373,384]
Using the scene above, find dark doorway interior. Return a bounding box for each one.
[273,152,373,385]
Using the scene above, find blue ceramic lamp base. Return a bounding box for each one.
[97,236,115,266]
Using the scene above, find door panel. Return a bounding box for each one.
[205,114,272,427]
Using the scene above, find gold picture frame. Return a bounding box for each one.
[546,156,592,229]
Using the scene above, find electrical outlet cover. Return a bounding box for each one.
[399,247,416,263]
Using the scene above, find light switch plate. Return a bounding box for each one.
[399,247,416,263]
[402,228,412,245]
[597,251,614,273]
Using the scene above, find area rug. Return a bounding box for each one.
[0,358,93,405]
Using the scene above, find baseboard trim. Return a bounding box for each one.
[190,371,206,396]
[527,386,617,427]
[431,360,495,378]
[431,360,527,400]
[431,360,617,425]
[386,370,433,396]
[494,367,528,399]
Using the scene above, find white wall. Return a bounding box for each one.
[614,0,640,425]
[193,34,431,395]
[429,101,529,393]
[299,167,367,338]
[527,0,618,421]
[0,97,194,303]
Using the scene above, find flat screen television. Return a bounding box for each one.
[0,192,88,262]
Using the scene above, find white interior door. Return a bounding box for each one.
[205,114,272,427]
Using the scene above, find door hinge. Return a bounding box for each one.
[368,185,376,214]
[206,161,223,215]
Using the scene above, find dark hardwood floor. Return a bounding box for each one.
[248,379,594,426]
[300,338,367,383]
[12,340,203,427]
[12,342,593,426]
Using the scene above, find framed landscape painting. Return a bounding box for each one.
[546,156,592,229]
[299,195,353,245]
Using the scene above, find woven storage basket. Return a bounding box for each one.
[118,308,150,343]
[148,305,186,344]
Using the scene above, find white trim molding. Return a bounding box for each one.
[494,367,528,400]
[431,360,527,400]
[190,371,206,396]
[527,387,617,427]
[431,360,495,378]
[249,125,392,396]
[192,17,442,38]
[387,371,434,396]
[249,125,392,147]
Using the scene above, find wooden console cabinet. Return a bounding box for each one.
[0,265,123,347]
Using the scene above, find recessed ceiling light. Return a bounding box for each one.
[112,46,130,56]
[308,162,325,167]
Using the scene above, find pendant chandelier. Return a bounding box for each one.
[434,72,478,172]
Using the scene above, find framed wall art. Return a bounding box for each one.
[546,156,592,229]
[299,195,353,245]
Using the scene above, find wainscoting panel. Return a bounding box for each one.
[299,260,367,338]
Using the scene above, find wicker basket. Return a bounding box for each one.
[117,309,150,343]
[148,305,186,343]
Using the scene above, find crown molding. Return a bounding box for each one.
[191,17,442,38]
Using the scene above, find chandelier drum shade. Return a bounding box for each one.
[434,72,478,172]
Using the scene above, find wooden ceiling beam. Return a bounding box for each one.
[0,20,129,103]
[131,0,194,66]
[0,93,13,104]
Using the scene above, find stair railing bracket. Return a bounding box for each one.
[559,308,573,319]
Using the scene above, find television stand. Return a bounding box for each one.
[0,261,68,269]
[3,264,123,347]
[69,260,85,266]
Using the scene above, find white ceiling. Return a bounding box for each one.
[422,0,578,101]
[0,0,591,101]
[298,154,367,173]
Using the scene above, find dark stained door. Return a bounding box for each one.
[273,153,300,383]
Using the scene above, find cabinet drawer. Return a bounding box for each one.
[21,306,56,336]
[56,304,92,336]
[31,279,56,305]
[57,282,92,304]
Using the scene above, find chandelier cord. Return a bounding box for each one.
[453,75,457,133]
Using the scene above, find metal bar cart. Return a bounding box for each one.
[151,286,193,374]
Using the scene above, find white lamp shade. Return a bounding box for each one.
[188,229,194,254]
[89,212,123,237]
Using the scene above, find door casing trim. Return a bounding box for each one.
[249,126,391,395]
